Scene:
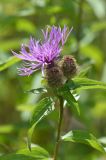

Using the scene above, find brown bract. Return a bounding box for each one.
[45,64,64,88]
[60,55,78,79]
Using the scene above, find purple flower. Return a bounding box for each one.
[12,26,73,76]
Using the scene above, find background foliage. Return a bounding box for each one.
[0,0,106,159]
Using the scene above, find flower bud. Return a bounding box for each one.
[60,55,78,79]
[45,64,64,88]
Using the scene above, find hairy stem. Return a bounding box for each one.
[53,96,64,160]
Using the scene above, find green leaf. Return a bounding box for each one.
[87,0,105,18]
[80,45,104,69]
[30,97,54,127]
[59,87,80,115]
[68,78,106,91]
[57,85,80,115]
[63,91,77,103]
[77,66,91,77]
[28,97,54,150]
[0,146,51,160]
[0,154,36,160]
[0,39,23,51]
[0,124,14,133]
[25,88,47,94]
[68,101,80,116]
[0,56,20,71]
[61,130,105,153]
[16,104,34,112]
[58,85,77,102]
[17,146,50,159]
[16,19,36,33]
[91,21,106,32]
[99,137,106,145]
[47,6,63,14]
[16,8,35,17]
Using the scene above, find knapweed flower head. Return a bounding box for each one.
[12,26,73,76]
[45,65,64,87]
[60,55,78,79]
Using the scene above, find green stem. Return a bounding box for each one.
[53,96,64,160]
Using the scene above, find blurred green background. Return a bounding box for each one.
[0,0,106,159]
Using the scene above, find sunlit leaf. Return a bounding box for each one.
[0,56,20,71]
[99,137,106,145]
[0,154,35,160]
[47,6,62,14]
[16,104,34,112]
[63,91,80,115]
[16,8,35,17]
[0,39,23,51]
[56,83,80,115]
[25,88,47,94]
[16,19,35,33]
[91,102,106,118]
[80,45,104,69]
[0,125,14,133]
[77,66,91,77]
[80,32,96,47]
[28,97,54,150]
[62,130,105,153]
[91,21,106,32]
[58,86,77,103]
[68,78,106,91]
[0,153,50,160]
[32,0,46,7]
[17,146,50,159]
[87,0,105,18]
[58,86,80,115]
[30,97,54,127]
